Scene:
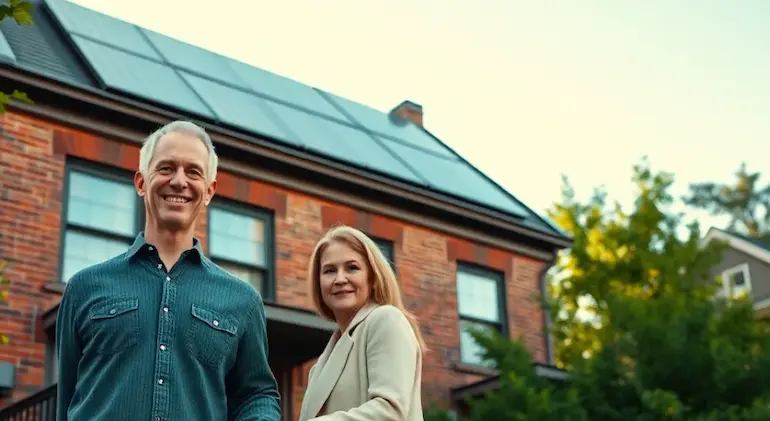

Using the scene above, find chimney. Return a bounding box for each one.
[390,100,424,127]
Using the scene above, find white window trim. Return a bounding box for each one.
[721,263,752,298]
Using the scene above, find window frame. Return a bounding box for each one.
[58,159,143,283]
[370,236,395,271]
[206,197,275,301]
[721,262,752,298]
[455,262,509,367]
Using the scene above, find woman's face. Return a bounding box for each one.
[319,240,372,327]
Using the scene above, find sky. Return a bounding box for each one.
[70,0,770,233]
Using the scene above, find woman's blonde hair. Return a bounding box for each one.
[308,225,427,354]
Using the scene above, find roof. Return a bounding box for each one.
[0,0,568,242]
[701,227,770,264]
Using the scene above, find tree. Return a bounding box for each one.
[428,159,770,420]
[684,162,770,241]
[0,0,34,113]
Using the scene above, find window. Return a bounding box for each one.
[60,166,140,283]
[721,263,752,299]
[372,237,395,271]
[208,202,273,296]
[456,264,506,367]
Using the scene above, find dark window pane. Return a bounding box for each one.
[209,207,266,267]
[61,230,131,282]
[459,319,499,367]
[67,171,136,236]
[217,260,263,292]
[457,269,501,323]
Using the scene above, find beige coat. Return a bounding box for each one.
[298,303,424,421]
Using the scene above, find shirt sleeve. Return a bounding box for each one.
[226,293,282,421]
[56,277,83,421]
[311,306,422,421]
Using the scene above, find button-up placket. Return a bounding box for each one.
[150,255,182,421]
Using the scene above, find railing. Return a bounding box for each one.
[0,384,57,421]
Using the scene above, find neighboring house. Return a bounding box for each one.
[0,0,570,419]
[701,227,770,318]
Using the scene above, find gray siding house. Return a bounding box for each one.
[701,227,770,318]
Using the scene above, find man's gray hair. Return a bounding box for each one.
[139,120,218,182]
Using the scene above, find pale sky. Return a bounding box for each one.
[70,0,770,233]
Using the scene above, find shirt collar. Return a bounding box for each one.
[125,232,209,267]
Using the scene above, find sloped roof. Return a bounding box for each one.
[701,227,770,264]
[0,0,567,241]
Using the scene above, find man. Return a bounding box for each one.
[56,121,281,421]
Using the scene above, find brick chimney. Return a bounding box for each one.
[390,100,423,127]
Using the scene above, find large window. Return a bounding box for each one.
[456,264,506,367]
[208,201,273,296]
[60,166,140,283]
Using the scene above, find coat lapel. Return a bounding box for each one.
[301,303,379,419]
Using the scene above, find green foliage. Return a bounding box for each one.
[684,162,770,242]
[0,0,34,113]
[545,158,727,368]
[428,158,770,421]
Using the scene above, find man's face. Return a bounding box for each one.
[135,131,216,233]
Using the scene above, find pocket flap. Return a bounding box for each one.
[191,305,237,335]
[90,298,139,320]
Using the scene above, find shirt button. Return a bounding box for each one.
[149,246,154,251]
[109,309,116,315]
[157,264,162,270]
[163,307,169,313]
[166,276,171,281]
[213,320,219,327]
[160,345,166,351]
[158,378,164,385]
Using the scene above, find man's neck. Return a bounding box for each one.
[144,226,194,270]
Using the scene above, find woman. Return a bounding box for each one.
[298,225,427,421]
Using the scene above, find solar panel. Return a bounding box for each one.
[180,72,298,146]
[72,35,214,119]
[44,0,160,61]
[0,29,15,64]
[320,91,456,159]
[226,59,347,121]
[384,141,528,217]
[142,29,249,90]
[262,100,426,184]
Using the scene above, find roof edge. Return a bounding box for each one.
[700,227,770,264]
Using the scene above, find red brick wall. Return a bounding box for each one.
[0,111,548,416]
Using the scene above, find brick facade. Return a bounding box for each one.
[0,111,548,417]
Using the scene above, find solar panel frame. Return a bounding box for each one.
[44,0,161,61]
[71,35,215,119]
[262,99,427,185]
[180,71,300,147]
[319,90,458,159]
[383,141,528,217]
[226,59,350,121]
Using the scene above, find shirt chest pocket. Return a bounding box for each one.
[185,304,239,368]
[87,298,140,355]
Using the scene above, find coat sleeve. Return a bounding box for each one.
[311,306,422,421]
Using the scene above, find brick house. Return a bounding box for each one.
[0,0,571,419]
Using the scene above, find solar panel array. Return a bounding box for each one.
[42,0,534,220]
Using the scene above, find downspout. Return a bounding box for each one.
[538,251,558,366]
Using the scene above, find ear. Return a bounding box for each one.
[134,171,146,197]
[204,179,217,206]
